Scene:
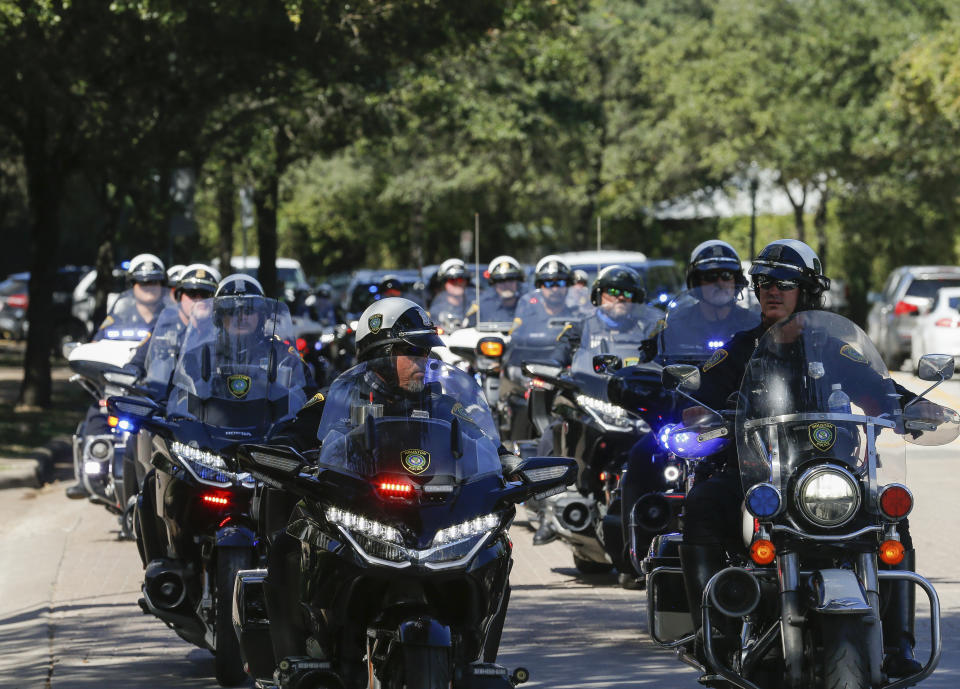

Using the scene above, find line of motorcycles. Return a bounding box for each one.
[61,284,960,689]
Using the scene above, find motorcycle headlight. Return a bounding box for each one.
[88,438,112,460]
[576,394,649,432]
[170,441,253,487]
[796,466,860,527]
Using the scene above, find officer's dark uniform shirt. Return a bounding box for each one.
[465,289,522,327]
[127,305,187,382]
[93,294,164,342]
[506,291,578,369]
[428,293,472,326]
[557,304,663,373]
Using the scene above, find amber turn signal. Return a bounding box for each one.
[479,340,504,357]
[107,415,119,428]
[879,539,905,565]
[750,539,776,565]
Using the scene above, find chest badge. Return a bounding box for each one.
[809,422,836,452]
[401,449,430,475]
[227,374,252,399]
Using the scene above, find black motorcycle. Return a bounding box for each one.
[644,311,957,688]
[109,295,307,686]
[231,357,575,689]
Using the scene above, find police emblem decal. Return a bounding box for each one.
[809,422,836,452]
[369,314,383,334]
[227,374,252,399]
[703,348,728,372]
[840,344,867,364]
[401,448,430,475]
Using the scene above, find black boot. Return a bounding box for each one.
[679,543,727,665]
[65,482,89,499]
[882,549,922,678]
[532,519,558,546]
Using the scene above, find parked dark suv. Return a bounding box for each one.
[866,265,960,370]
[0,266,92,349]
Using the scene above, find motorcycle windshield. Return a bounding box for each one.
[658,287,759,365]
[314,357,502,485]
[571,304,661,374]
[166,297,307,431]
[97,289,165,341]
[142,306,184,390]
[735,311,906,494]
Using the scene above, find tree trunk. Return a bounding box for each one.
[814,187,830,273]
[781,180,807,243]
[217,164,236,276]
[252,129,289,300]
[18,162,64,409]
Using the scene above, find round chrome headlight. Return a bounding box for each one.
[88,439,111,460]
[796,466,860,527]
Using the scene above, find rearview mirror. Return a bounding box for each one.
[107,395,161,420]
[593,354,622,374]
[662,364,701,391]
[917,354,955,382]
[512,456,576,490]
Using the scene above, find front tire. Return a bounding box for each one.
[573,554,614,575]
[820,616,870,689]
[214,547,253,686]
[396,646,452,689]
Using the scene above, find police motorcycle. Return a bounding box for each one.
[231,357,576,689]
[609,286,760,581]
[643,310,958,689]
[108,294,307,686]
[65,293,160,532]
[521,320,654,575]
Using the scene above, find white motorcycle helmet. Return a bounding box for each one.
[355,297,443,362]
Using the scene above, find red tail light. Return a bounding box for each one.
[879,484,913,519]
[7,294,27,309]
[296,337,307,352]
[201,493,230,507]
[893,301,919,316]
[935,318,959,328]
[377,481,414,499]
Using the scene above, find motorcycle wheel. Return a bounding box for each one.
[390,646,452,689]
[573,555,614,575]
[214,547,253,687]
[820,616,869,689]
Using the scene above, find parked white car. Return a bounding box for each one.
[909,286,960,370]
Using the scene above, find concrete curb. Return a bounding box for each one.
[0,435,73,490]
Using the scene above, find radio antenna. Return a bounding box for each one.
[475,213,481,324]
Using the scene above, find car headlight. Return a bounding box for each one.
[796,466,860,527]
[576,394,649,432]
[325,507,502,569]
[170,441,253,487]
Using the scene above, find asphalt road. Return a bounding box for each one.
[1,371,959,688]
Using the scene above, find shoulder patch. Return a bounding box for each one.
[649,318,666,337]
[99,315,115,330]
[702,348,728,372]
[556,322,573,342]
[840,344,867,364]
[304,391,325,409]
[465,303,479,317]
[452,401,475,425]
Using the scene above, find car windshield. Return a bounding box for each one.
[312,357,502,485]
[238,266,308,292]
[658,287,759,365]
[906,278,960,299]
[735,311,905,493]
[166,297,306,429]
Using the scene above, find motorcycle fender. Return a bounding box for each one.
[215,524,257,548]
[810,569,873,614]
[397,617,452,648]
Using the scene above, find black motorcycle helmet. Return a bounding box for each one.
[175,264,221,301]
[378,274,406,298]
[590,265,646,306]
[355,297,443,362]
[686,240,748,289]
[534,255,573,288]
[749,239,830,311]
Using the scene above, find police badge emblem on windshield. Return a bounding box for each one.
[227,374,252,399]
[401,448,431,475]
[809,422,836,452]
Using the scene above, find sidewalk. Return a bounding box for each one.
[0,436,72,490]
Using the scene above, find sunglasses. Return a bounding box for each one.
[753,275,799,292]
[137,280,162,287]
[394,343,429,358]
[700,270,735,283]
[446,277,468,287]
[181,289,211,300]
[604,287,634,300]
[541,279,568,288]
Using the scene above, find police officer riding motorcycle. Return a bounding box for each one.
[466,255,525,326]
[428,258,474,331]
